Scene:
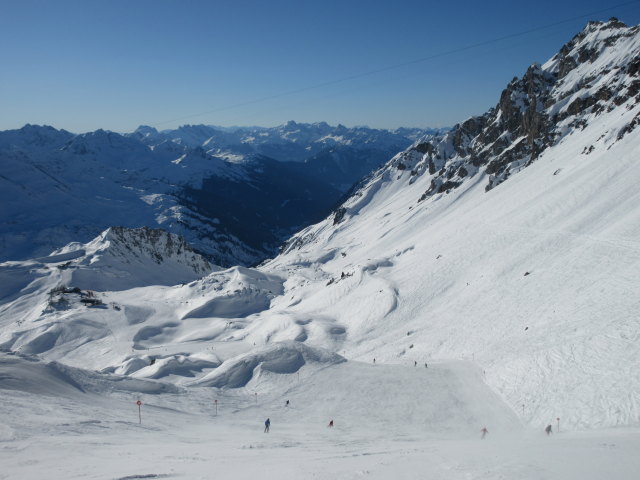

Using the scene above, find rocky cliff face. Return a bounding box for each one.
[52,226,215,291]
[381,18,640,200]
[90,226,213,276]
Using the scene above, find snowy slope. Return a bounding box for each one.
[1,18,640,480]
[266,18,640,430]
[2,349,640,480]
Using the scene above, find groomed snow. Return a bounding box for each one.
[2,351,639,479]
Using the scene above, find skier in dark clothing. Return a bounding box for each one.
[285,400,289,407]
[481,427,488,439]
[328,420,334,428]
[545,424,552,435]
[264,418,270,433]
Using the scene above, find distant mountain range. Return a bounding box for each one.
[0,122,445,265]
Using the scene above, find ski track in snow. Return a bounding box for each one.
[1,351,639,480]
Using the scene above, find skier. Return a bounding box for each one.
[481,427,488,439]
[424,363,428,368]
[328,420,334,428]
[285,400,290,407]
[264,418,270,433]
[545,424,552,435]
[414,361,417,367]
[373,358,376,364]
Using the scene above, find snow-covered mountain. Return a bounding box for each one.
[274,17,640,428]
[1,18,640,480]
[0,122,433,265]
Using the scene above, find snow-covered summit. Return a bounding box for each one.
[0,124,74,151]
[48,226,215,291]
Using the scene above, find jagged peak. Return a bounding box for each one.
[549,18,637,76]
[134,125,159,135]
[88,226,213,273]
[586,17,627,30]
[358,18,640,204]
[98,226,200,255]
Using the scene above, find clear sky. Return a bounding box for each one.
[1,0,639,133]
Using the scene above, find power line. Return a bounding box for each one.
[150,1,640,127]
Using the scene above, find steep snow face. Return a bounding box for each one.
[264,19,640,430]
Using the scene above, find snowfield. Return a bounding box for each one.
[2,351,640,480]
[1,18,640,479]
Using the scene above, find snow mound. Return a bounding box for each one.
[181,266,284,319]
[128,353,221,380]
[0,351,179,397]
[192,341,345,388]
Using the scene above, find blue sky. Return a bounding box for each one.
[1,0,639,132]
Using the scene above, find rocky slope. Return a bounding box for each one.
[359,18,640,205]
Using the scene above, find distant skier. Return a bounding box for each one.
[328,420,334,428]
[285,400,290,407]
[264,418,270,433]
[481,427,488,439]
[424,363,428,368]
[373,358,376,364]
[414,361,417,367]
[545,424,552,435]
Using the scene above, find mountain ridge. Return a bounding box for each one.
[0,122,437,265]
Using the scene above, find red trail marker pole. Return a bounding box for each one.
[136,400,142,424]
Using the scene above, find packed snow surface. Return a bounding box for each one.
[3,351,640,480]
[1,18,639,479]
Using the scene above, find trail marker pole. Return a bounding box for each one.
[215,399,218,416]
[136,400,142,424]
[255,392,258,404]
[557,417,560,433]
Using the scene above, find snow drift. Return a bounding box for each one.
[193,342,345,388]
